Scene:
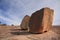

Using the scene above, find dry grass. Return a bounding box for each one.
[52,26,60,34]
[0,25,60,40]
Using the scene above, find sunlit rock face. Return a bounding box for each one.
[29,7,54,33]
[20,15,30,30]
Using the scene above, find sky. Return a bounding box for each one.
[0,0,60,25]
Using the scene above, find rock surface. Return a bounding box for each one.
[29,7,54,33]
[1,30,60,40]
[0,25,60,40]
[20,15,30,30]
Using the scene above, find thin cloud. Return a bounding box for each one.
[0,0,60,25]
[0,16,13,22]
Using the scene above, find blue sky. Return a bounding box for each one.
[0,0,60,25]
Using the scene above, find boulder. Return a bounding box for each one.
[20,15,30,30]
[29,7,54,33]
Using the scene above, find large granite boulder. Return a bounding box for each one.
[29,7,54,33]
[20,15,30,30]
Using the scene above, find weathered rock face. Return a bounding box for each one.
[29,7,54,33]
[20,15,30,30]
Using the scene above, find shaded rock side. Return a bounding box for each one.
[20,15,30,30]
[29,7,54,33]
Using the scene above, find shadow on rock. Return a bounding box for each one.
[10,31,31,35]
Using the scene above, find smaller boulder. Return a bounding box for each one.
[20,15,30,30]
